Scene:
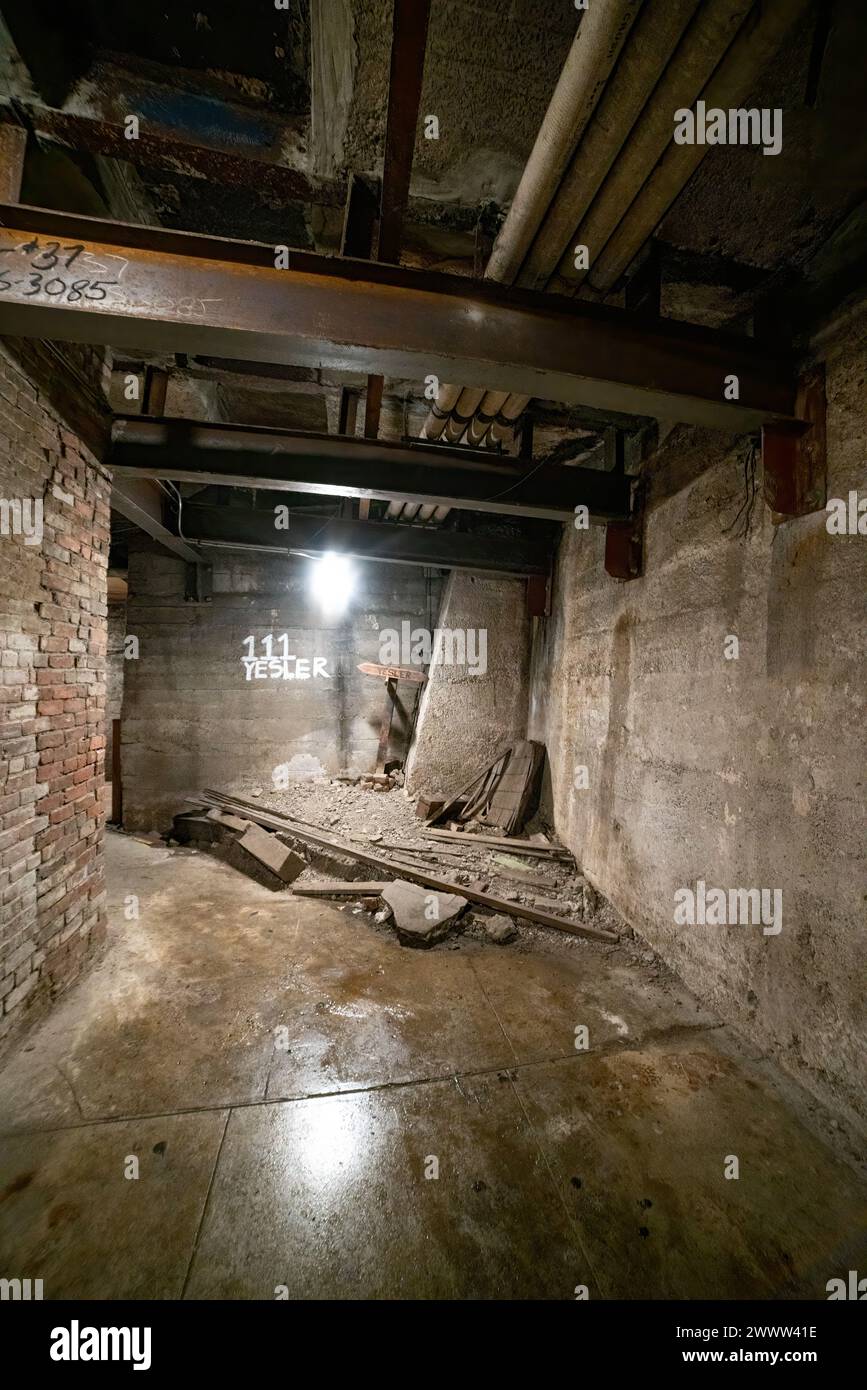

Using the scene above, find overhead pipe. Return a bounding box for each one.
[588,0,814,293]
[487,394,531,448]
[419,0,643,452]
[484,0,644,286]
[465,390,510,447]
[516,0,701,291]
[419,382,461,440]
[546,0,756,295]
[442,387,486,443]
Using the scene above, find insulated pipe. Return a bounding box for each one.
[417,504,437,521]
[419,382,461,440]
[484,0,644,286]
[548,0,754,296]
[487,394,531,448]
[443,386,485,443]
[419,0,642,448]
[517,0,701,291]
[588,0,813,293]
[386,500,404,518]
[401,502,422,521]
[431,505,451,523]
[465,390,510,447]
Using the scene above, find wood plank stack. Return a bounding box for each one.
[428,740,545,835]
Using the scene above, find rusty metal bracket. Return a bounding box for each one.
[762,365,827,517]
[184,561,213,603]
[605,480,645,581]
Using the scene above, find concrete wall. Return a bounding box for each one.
[529,308,867,1129]
[121,544,443,829]
[406,571,532,799]
[0,340,109,1048]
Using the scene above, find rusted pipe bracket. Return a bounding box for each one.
[762,365,826,517]
[605,481,644,581]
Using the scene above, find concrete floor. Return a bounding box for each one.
[0,832,865,1300]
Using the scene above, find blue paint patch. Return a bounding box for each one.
[135,91,274,153]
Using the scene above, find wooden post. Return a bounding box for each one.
[111,718,122,824]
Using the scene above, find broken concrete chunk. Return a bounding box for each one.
[484,914,518,944]
[381,879,468,948]
[238,823,305,883]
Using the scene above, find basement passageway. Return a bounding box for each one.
[0,830,864,1300]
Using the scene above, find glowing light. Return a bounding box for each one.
[309,551,355,615]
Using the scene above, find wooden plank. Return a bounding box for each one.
[293,881,388,897]
[0,125,26,202]
[195,791,613,943]
[111,717,122,825]
[422,828,572,859]
[375,676,397,774]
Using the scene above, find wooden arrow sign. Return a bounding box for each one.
[357,661,427,684]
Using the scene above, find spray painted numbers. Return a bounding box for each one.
[0,237,117,302]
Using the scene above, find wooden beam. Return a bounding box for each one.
[0,126,26,203]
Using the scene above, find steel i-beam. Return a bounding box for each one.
[0,204,803,433]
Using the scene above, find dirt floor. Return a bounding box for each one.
[0,829,865,1299]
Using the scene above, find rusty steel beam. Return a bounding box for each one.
[379,0,432,266]
[762,366,827,516]
[365,2,431,441]
[111,474,201,563]
[7,105,346,210]
[177,503,553,576]
[109,418,631,522]
[0,205,802,431]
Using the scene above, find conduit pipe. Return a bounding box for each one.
[517,0,701,291]
[546,0,755,295]
[587,0,813,293]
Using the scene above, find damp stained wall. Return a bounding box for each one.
[529,305,867,1130]
[121,543,443,829]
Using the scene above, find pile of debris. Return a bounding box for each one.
[173,786,618,951]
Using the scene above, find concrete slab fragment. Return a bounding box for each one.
[381,878,468,947]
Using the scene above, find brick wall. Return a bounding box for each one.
[0,340,110,1049]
